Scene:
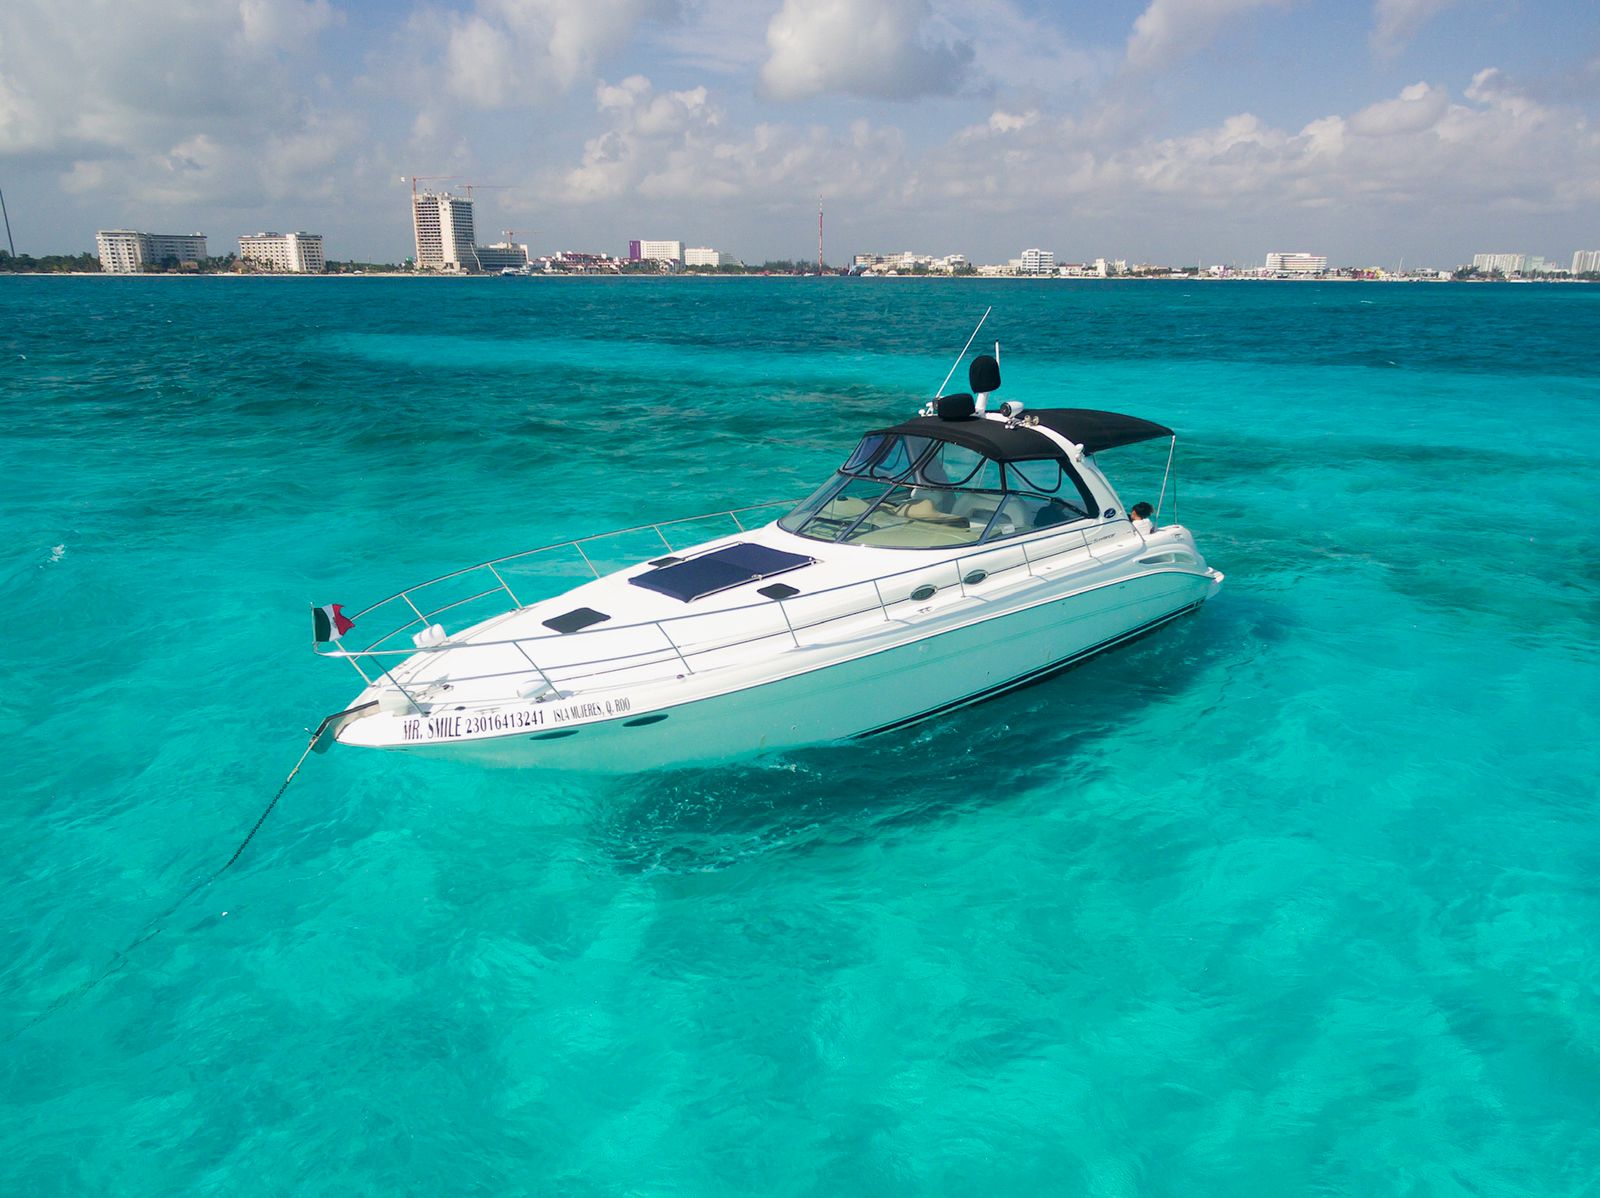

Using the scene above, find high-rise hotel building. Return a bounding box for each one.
[630,239,684,264]
[1020,248,1056,274]
[412,192,479,272]
[95,230,209,273]
[1264,252,1328,274]
[1472,253,1526,275]
[239,232,326,273]
[1572,250,1600,275]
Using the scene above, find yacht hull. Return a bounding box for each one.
[360,566,1219,771]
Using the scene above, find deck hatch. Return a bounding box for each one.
[542,607,611,634]
[629,542,815,603]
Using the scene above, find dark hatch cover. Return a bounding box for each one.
[542,607,612,634]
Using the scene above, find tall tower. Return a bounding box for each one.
[412,193,443,269]
[818,197,824,272]
[412,191,478,272]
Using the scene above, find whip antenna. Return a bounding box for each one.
[934,307,991,398]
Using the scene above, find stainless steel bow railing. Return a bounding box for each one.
[314,501,1131,710]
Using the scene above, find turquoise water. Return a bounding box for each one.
[2,277,1598,1194]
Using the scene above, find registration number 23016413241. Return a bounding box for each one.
[401,696,633,742]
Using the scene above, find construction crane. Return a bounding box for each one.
[400,174,460,196]
[463,183,512,200]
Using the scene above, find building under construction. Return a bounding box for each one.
[410,190,529,273]
[411,191,479,272]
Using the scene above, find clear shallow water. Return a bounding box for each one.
[2,277,1598,1195]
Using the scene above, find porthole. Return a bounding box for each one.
[623,713,669,727]
[910,584,938,601]
[530,729,579,740]
[963,569,988,585]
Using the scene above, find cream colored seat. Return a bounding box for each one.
[896,498,968,526]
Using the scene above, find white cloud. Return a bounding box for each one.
[1462,66,1521,109]
[934,0,1112,98]
[987,110,1038,134]
[442,16,524,109]
[1347,80,1449,135]
[539,70,1600,238]
[760,0,973,101]
[1115,114,1290,202]
[0,1,361,218]
[655,0,1107,101]
[238,0,339,50]
[58,160,107,196]
[66,106,370,213]
[557,76,723,202]
[547,75,909,208]
[0,33,43,153]
[1033,72,1595,218]
[1297,114,1346,160]
[1125,0,1287,71]
[1371,0,1459,57]
[434,0,673,109]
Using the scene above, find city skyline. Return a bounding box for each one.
[80,197,1600,277]
[46,193,1600,276]
[60,195,1600,276]
[2,1,1598,265]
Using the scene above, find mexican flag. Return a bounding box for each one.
[312,603,355,642]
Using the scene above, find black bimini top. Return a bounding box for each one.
[869,408,1173,461]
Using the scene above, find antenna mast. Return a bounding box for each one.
[818,196,824,272]
[934,306,992,398]
[0,188,14,258]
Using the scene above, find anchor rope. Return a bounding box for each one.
[10,702,373,1039]
[218,736,321,874]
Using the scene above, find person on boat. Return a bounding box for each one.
[1129,502,1155,534]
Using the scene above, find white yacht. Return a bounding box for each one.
[314,352,1223,770]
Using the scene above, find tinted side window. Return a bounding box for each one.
[916,443,999,489]
[842,435,887,474]
[1006,459,1068,494]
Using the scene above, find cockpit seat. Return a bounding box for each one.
[897,499,968,526]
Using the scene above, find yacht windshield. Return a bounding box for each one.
[841,434,935,480]
[779,435,1095,549]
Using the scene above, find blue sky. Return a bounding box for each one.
[2,0,1597,266]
